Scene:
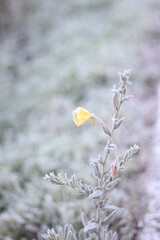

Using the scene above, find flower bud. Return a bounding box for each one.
[111,162,117,178]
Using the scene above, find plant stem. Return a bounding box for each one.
[95,88,126,239]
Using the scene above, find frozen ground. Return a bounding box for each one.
[0,0,160,239]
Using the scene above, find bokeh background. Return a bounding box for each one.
[0,0,160,239]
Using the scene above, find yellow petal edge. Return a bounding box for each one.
[73,107,91,127]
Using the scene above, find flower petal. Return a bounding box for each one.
[73,111,81,126]
[72,107,91,126]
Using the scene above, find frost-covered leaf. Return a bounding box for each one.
[114,117,125,130]
[44,172,93,196]
[102,210,117,225]
[84,222,99,232]
[42,224,77,240]
[101,205,119,213]
[105,178,121,190]
[106,230,118,240]
[81,212,88,227]
[122,144,139,163]
[88,190,102,199]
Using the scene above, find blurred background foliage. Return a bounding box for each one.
[0,0,160,239]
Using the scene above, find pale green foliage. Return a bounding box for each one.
[45,173,93,196]
[42,225,77,240]
[0,0,157,239]
[44,70,139,240]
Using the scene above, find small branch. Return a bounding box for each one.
[45,172,93,197]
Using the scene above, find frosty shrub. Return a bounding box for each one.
[43,70,139,240]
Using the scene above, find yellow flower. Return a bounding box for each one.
[73,107,92,127]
